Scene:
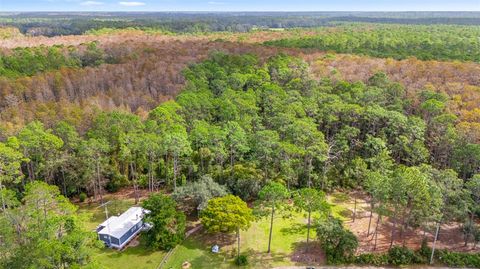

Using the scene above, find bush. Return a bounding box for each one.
[79,192,87,202]
[234,254,248,266]
[387,246,422,265]
[142,194,186,250]
[105,172,128,193]
[316,217,358,264]
[437,250,480,268]
[355,253,388,266]
[418,238,432,260]
[354,242,480,267]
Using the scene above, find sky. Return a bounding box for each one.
[1,0,480,12]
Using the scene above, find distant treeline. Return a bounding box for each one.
[1,12,480,36]
[265,24,480,62]
[0,42,109,77]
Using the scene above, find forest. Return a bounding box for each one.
[1,13,480,269]
[265,24,480,62]
[2,12,480,36]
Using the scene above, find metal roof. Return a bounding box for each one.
[97,207,145,238]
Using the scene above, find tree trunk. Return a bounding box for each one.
[321,164,327,191]
[148,157,153,192]
[173,155,178,192]
[0,180,6,211]
[131,162,139,204]
[400,207,411,247]
[307,157,313,188]
[374,214,381,251]
[200,151,204,174]
[267,204,275,253]
[390,208,398,249]
[263,154,268,180]
[230,147,235,181]
[367,202,374,237]
[61,167,67,196]
[237,228,240,260]
[430,222,441,265]
[353,196,357,222]
[306,209,311,252]
[96,158,103,204]
[28,161,35,181]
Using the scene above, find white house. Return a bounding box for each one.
[96,207,150,249]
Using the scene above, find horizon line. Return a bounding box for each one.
[2,10,480,13]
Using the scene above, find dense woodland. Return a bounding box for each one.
[266,24,480,62]
[1,52,480,266]
[2,12,480,36]
[1,28,480,141]
[1,16,480,268]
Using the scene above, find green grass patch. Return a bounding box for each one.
[77,196,350,269]
[92,238,166,269]
[165,210,318,269]
[78,198,137,231]
[328,193,353,222]
[78,199,166,269]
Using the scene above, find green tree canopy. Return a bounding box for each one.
[142,193,186,250]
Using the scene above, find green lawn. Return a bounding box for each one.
[92,239,166,269]
[78,198,167,269]
[76,195,350,269]
[78,198,138,230]
[164,209,324,269]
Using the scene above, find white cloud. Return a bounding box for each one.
[118,1,146,7]
[80,1,104,6]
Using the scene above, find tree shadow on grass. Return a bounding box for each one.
[241,248,292,268]
[101,236,160,259]
[331,192,350,203]
[290,241,325,265]
[336,208,353,219]
[280,222,307,235]
[195,230,237,247]
[181,233,237,269]
[179,233,295,269]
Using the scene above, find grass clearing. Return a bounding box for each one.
[78,198,166,269]
[93,239,166,269]
[164,208,323,269]
[75,194,351,269]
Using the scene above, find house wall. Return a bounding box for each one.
[99,234,120,246]
[119,220,143,245]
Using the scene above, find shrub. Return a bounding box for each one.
[418,238,432,261]
[79,192,87,202]
[355,253,388,266]
[387,246,422,265]
[142,194,186,250]
[316,217,358,264]
[234,254,248,266]
[437,250,480,268]
[105,172,128,193]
